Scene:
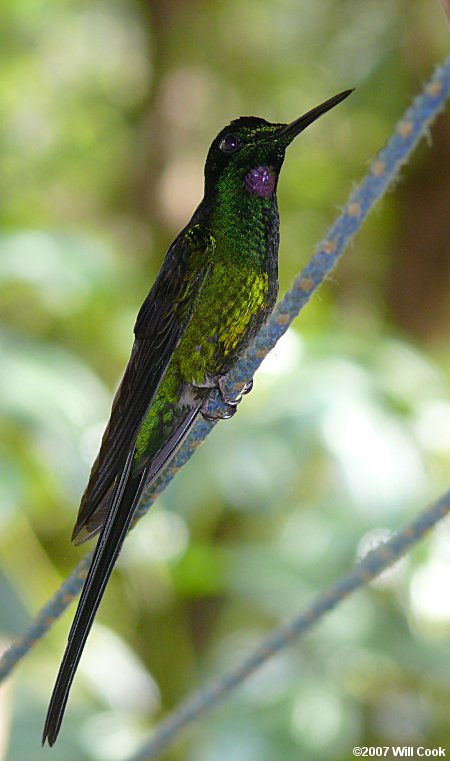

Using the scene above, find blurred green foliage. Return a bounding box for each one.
[1,1,449,759]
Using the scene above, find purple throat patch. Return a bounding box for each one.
[244,165,276,198]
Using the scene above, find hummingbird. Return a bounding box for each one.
[42,88,352,745]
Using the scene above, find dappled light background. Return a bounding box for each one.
[1,1,449,759]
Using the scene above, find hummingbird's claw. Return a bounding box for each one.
[200,377,253,421]
[217,377,254,405]
[201,403,238,421]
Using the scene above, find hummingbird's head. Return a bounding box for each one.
[204,89,352,201]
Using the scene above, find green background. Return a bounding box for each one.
[0,1,449,759]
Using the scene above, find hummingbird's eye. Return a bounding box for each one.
[219,133,241,153]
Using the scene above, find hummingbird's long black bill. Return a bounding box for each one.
[280,88,353,141]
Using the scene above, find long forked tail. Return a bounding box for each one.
[42,449,147,746]
[42,404,202,746]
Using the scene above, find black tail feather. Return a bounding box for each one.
[42,405,203,746]
[42,449,147,747]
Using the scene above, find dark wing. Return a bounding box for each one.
[72,224,214,543]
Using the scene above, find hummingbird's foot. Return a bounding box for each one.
[200,378,253,421]
[200,402,238,421]
[217,377,254,406]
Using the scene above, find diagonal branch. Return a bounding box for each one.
[0,54,449,684]
[124,488,450,761]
